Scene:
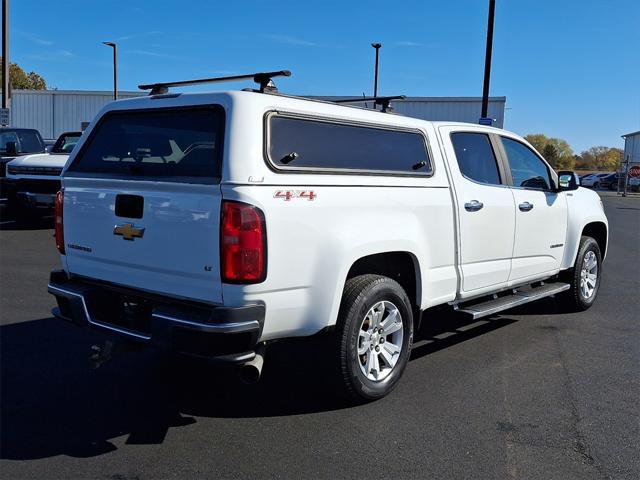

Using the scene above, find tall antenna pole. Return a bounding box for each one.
[481,0,495,120]
[371,43,381,101]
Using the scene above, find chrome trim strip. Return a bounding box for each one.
[151,312,260,333]
[16,192,56,198]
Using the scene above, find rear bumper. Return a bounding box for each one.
[47,270,265,363]
[16,191,56,209]
[4,178,60,210]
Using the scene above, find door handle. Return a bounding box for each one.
[519,202,534,212]
[464,200,484,212]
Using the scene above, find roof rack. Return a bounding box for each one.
[333,95,406,113]
[138,70,292,95]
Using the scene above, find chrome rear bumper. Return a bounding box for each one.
[48,270,264,363]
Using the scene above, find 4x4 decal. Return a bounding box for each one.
[273,190,316,201]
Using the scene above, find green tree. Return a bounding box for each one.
[579,146,622,171]
[542,144,558,166]
[524,133,574,170]
[0,58,47,90]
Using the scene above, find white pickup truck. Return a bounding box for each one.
[6,131,81,219]
[48,72,608,401]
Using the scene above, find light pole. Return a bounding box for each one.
[371,43,381,100]
[102,41,117,100]
[481,0,496,121]
[2,0,9,111]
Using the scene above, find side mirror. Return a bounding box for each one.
[557,170,580,191]
[5,141,18,156]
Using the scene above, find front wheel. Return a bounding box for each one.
[336,274,414,401]
[559,236,602,312]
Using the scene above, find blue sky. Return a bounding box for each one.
[10,0,640,153]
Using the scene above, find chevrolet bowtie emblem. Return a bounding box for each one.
[113,223,145,241]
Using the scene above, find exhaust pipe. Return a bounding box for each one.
[239,344,265,384]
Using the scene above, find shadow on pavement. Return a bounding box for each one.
[1,304,527,460]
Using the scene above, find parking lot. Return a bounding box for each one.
[0,193,638,479]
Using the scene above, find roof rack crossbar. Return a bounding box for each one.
[138,70,292,95]
[333,95,406,113]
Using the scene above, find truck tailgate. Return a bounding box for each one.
[63,179,223,304]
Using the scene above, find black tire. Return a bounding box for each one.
[558,236,602,312]
[593,182,599,189]
[336,274,414,402]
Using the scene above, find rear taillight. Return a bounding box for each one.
[221,200,266,283]
[54,190,65,254]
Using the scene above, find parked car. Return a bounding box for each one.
[579,173,592,181]
[47,73,608,401]
[599,173,619,190]
[581,173,610,188]
[5,131,81,219]
[0,128,47,202]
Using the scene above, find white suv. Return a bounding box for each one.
[48,72,608,401]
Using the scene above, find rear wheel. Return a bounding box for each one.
[336,274,413,401]
[593,182,600,189]
[559,236,602,312]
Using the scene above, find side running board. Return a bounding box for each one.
[455,282,570,319]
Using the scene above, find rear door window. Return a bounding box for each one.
[67,106,224,184]
[267,114,431,175]
[450,132,502,185]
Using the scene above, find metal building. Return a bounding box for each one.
[8,90,507,140]
[316,96,506,127]
[622,130,640,164]
[9,90,143,140]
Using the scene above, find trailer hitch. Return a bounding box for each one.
[89,340,145,369]
[89,340,114,369]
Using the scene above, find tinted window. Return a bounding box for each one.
[268,115,431,174]
[0,130,44,154]
[502,137,552,190]
[52,132,82,153]
[67,107,224,183]
[450,132,501,185]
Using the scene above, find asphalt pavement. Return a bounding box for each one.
[1,193,638,479]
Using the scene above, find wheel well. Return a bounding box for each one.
[346,252,420,310]
[582,222,607,258]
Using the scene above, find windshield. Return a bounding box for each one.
[0,130,45,155]
[66,106,224,184]
[52,132,82,154]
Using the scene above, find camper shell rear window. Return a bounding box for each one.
[66,106,225,184]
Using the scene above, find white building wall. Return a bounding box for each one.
[622,131,640,163]
[392,97,506,127]
[10,90,143,139]
[309,96,506,127]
